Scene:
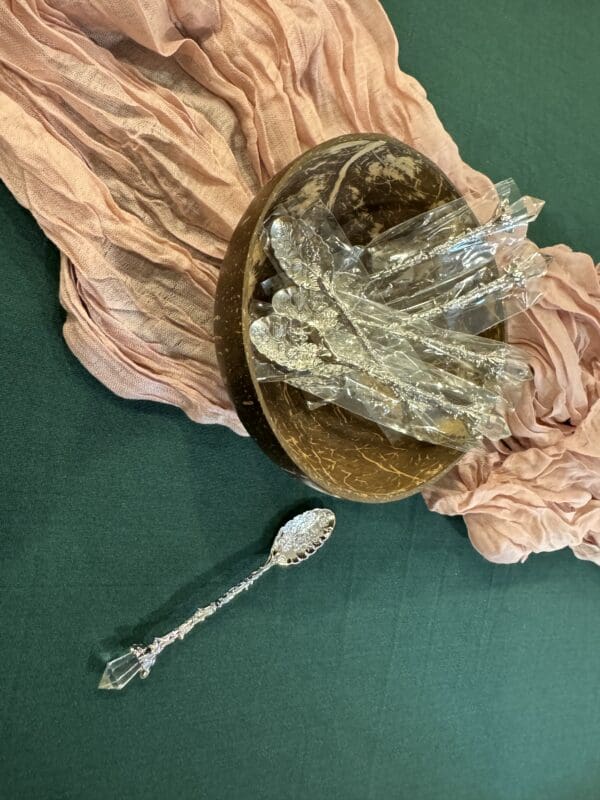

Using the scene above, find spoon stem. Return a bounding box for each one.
[99,559,274,690]
[155,558,274,651]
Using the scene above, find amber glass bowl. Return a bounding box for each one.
[215,134,499,502]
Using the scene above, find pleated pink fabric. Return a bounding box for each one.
[0,1,599,563]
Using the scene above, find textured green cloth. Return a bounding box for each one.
[1,3,599,799]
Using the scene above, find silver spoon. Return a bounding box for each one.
[98,508,336,691]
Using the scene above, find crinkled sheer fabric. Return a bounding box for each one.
[0,0,599,563]
[423,246,600,565]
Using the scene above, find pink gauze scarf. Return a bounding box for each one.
[1,0,599,564]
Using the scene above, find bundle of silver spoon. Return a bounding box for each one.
[250,179,550,450]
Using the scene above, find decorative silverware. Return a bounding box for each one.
[99,508,336,691]
[414,247,549,333]
[249,305,509,449]
[251,201,548,449]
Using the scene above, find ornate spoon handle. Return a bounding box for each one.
[134,562,273,676]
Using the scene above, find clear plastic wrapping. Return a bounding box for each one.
[249,313,511,450]
[251,180,548,450]
[410,241,549,334]
[336,292,531,390]
[304,184,544,313]
[362,178,542,278]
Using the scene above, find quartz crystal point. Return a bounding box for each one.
[98,649,143,690]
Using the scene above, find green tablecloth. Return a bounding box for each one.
[2,3,599,798]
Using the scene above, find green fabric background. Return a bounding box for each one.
[1,3,599,799]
